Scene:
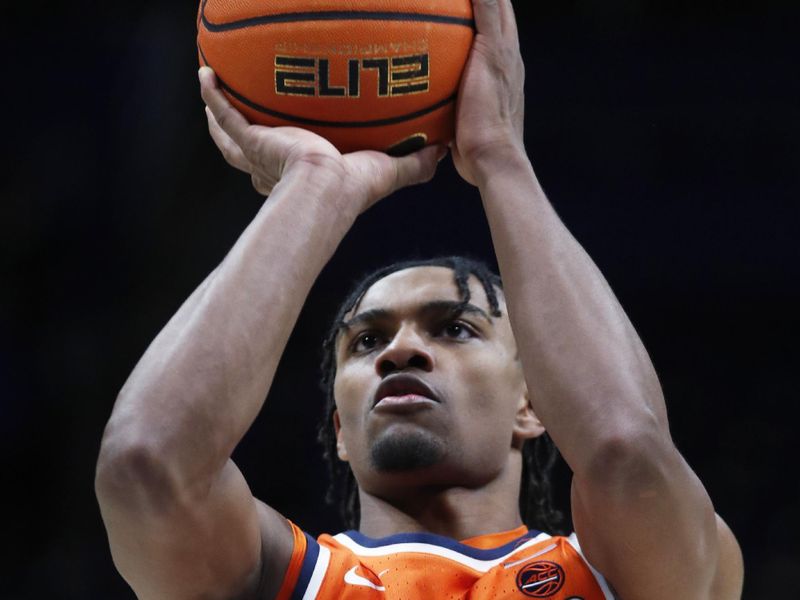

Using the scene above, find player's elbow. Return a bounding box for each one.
[581,420,676,489]
[95,429,187,517]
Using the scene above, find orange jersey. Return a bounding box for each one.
[275,521,615,600]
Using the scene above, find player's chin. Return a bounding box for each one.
[368,426,447,473]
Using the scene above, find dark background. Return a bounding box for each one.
[2,0,798,598]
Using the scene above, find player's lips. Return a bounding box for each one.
[372,374,440,410]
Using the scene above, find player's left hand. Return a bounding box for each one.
[452,0,526,185]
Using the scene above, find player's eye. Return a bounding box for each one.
[351,332,383,353]
[438,321,476,340]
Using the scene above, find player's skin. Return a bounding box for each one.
[95,0,744,599]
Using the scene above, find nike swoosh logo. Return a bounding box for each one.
[344,566,389,591]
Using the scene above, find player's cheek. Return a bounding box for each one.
[333,366,366,409]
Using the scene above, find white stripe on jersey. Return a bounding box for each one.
[302,545,331,600]
[502,543,558,569]
[331,532,553,573]
[566,533,616,600]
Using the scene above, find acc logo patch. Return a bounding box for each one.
[515,561,566,597]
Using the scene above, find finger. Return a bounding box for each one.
[205,106,252,173]
[198,67,251,148]
[388,144,446,193]
[471,0,502,40]
[498,0,519,38]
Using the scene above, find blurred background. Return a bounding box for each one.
[2,0,798,598]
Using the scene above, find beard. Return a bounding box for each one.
[369,428,446,472]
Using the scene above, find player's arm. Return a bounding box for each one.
[94,68,443,600]
[453,1,743,599]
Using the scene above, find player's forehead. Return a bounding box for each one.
[353,266,497,316]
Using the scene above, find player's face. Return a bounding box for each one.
[333,266,543,494]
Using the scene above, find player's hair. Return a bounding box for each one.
[318,256,564,534]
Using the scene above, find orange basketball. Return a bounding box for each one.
[197,0,474,155]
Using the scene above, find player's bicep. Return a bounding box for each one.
[98,459,293,600]
[570,446,734,600]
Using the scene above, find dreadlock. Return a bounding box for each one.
[317,256,564,534]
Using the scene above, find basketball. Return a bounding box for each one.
[197,0,474,155]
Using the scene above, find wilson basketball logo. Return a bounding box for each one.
[515,561,566,598]
[275,54,430,97]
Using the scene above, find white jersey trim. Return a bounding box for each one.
[331,531,553,573]
[301,545,331,600]
[567,533,616,600]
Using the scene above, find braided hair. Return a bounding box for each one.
[317,256,564,534]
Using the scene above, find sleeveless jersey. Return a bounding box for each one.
[275,521,615,600]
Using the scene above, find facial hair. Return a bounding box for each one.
[369,429,446,471]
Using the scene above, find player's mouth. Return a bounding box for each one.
[372,374,440,412]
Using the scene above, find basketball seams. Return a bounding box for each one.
[196,0,472,151]
[200,0,475,33]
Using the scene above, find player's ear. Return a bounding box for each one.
[512,388,545,447]
[333,410,349,462]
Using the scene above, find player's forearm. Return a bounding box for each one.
[475,147,670,474]
[98,165,351,498]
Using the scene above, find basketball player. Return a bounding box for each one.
[96,0,743,598]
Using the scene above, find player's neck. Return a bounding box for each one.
[356,458,525,541]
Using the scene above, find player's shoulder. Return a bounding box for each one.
[276,524,616,600]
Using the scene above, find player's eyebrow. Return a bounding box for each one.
[338,308,393,332]
[421,300,493,324]
[339,300,493,332]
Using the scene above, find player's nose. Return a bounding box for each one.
[375,325,434,377]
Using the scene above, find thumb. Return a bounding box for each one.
[348,144,447,213]
[471,0,502,39]
[389,144,448,193]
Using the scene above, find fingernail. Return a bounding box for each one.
[436,145,449,162]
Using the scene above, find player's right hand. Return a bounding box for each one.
[451,0,526,187]
[199,67,446,216]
